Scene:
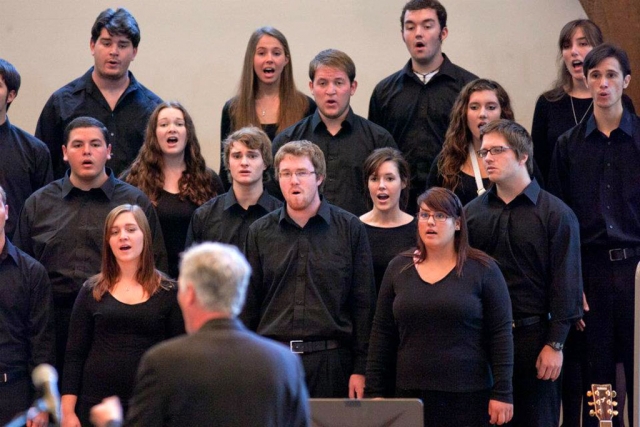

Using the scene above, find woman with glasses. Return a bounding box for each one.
[366,187,514,426]
[426,79,514,206]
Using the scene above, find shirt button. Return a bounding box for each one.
[607,141,611,146]
[607,184,611,189]
[607,205,611,209]
[110,133,114,136]
[607,163,611,167]
[609,225,614,229]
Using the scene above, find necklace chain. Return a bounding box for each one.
[570,96,593,126]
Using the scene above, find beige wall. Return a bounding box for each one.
[0,0,587,171]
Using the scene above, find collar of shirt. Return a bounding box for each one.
[401,53,457,84]
[486,178,541,207]
[278,196,332,227]
[0,238,20,265]
[585,108,636,143]
[223,188,273,211]
[310,108,355,134]
[61,168,117,199]
[74,67,141,100]
[0,115,12,133]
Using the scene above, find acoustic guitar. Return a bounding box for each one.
[587,384,618,426]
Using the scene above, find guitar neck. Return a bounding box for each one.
[599,422,613,427]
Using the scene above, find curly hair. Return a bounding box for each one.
[124,101,217,206]
[229,26,310,134]
[438,79,514,192]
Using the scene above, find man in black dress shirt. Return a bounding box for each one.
[549,44,639,427]
[369,0,477,212]
[0,185,54,426]
[13,117,166,376]
[0,59,53,240]
[186,126,282,250]
[465,120,583,427]
[242,140,375,398]
[36,8,162,178]
[272,49,396,216]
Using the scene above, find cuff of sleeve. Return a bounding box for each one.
[546,320,572,344]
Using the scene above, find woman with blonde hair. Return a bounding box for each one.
[61,204,184,427]
[219,26,315,188]
[124,101,223,278]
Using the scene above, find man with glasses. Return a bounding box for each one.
[242,140,375,398]
[272,49,396,216]
[464,119,583,427]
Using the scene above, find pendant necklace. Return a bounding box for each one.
[570,97,593,125]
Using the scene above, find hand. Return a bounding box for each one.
[348,374,365,399]
[536,345,563,381]
[26,411,49,427]
[61,411,81,427]
[488,399,513,425]
[90,396,123,427]
[575,293,590,331]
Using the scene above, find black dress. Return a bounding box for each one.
[61,280,185,426]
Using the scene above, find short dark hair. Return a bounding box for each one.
[91,8,141,48]
[0,59,21,110]
[64,117,109,146]
[400,0,447,31]
[583,43,632,78]
[480,119,533,175]
[309,49,356,83]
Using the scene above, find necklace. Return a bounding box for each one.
[570,97,593,125]
[413,69,438,84]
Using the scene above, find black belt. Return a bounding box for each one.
[0,368,27,384]
[512,314,549,329]
[288,339,341,354]
[609,246,640,262]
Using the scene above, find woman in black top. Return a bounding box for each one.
[360,148,416,293]
[219,26,316,189]
[366,188,514,426]
[426,79,514,205]
[123,102,223,278]
[61,205,184,426]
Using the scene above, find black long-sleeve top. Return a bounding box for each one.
[13,170,167,303]
[368,55,477,211]
[531,93,635,182]
[0,239,54,373]
[35,68,162,178]
[271,109,397,216]
[548,109,640,249]
[0,117,53,239]
[465,180,583,344]
[185,189,282,251]
[365,255,513,402]
[61,280,184,404]
[241,199,376,374]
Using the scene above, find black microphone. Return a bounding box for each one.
[32,364,61,425]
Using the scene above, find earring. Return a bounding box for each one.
[455,226,460,230]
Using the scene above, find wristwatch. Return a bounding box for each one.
[546,341,564,351]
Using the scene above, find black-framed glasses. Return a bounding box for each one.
[417,211,450,222]
[278,170,316,180]
[477,146,512,158]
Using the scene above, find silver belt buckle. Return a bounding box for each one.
[290,340,303,354]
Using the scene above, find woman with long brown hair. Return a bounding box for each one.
[219,26,315,188]
[366,188,513,426]
[124,101,223,278]
[426,79,514,205]
[60,205,184,427]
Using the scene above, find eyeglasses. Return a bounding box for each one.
[278,170,316,180]
[476,146,512,158]
[418,211,450,222]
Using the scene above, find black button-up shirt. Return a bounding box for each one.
[35,68,162,178]
[0,238,54,372]
[368,55,477,210]
[465,180,583,344]
[241,198,376,374]
[185,189,282,250]
[549,109,640,248]
[272,108,397,216]
[13,170,167,301]
[0,117,53,239]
